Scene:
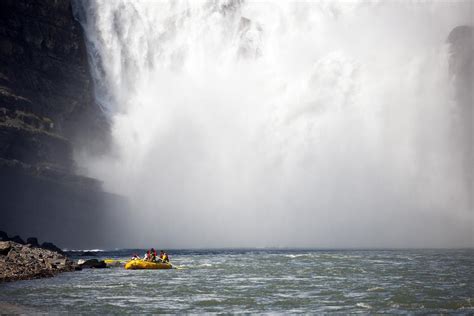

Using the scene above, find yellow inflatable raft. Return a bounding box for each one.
[125,259,173,270]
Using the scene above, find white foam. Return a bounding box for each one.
[356,302,372,309]
[65,249,105,252]
[367,287,384,292]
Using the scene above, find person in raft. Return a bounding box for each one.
[144,248,157,261]
[150,248,157,261]
[159,250,170,263]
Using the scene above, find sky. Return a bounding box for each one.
[73,0,473,248]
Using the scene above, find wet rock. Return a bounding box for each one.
[0,241,11,255]
[0,241,76,283]
[78,259,107,269]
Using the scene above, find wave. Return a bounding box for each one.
[284,254,313,259]
[64,249,105,252]
[367,287,385,292]
[356,303,372,309]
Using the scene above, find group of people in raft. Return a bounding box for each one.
[131,249,170,263]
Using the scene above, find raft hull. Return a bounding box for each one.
[125,259,173,270]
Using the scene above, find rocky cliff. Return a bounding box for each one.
[0,0,128,248]
[447,25,473,207]
[0,0,107,166]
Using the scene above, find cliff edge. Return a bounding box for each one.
[0,0,128,249]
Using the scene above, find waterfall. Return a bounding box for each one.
[73,0,472,248]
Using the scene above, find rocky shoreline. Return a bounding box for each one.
[0,231,113,283]
[0,241,76,283]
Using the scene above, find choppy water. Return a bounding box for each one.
[1,249,473,313]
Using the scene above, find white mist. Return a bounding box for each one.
[73,0,473,248]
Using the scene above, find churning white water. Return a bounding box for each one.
[73,1,472,248]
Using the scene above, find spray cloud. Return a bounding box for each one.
[73,0,473,248]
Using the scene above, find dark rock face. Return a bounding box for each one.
[0,241,76,282]
[1,232,63,254]
[0,0,108,161]
[0,0,130,248]
[26,237,39,247]
[448,26,473,81]
[9,235,25,245]
[0,231,9,241]
[41,242,64,255]
[447,25,473,203]
[0,160,130,248]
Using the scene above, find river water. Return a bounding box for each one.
[0,249,473,313]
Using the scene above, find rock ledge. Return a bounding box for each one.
[0,241,76,283]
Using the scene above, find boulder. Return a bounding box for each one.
[0,241,11,255]
[9,235,25,244]
[41,242,63,254]
[78,259,107,269]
